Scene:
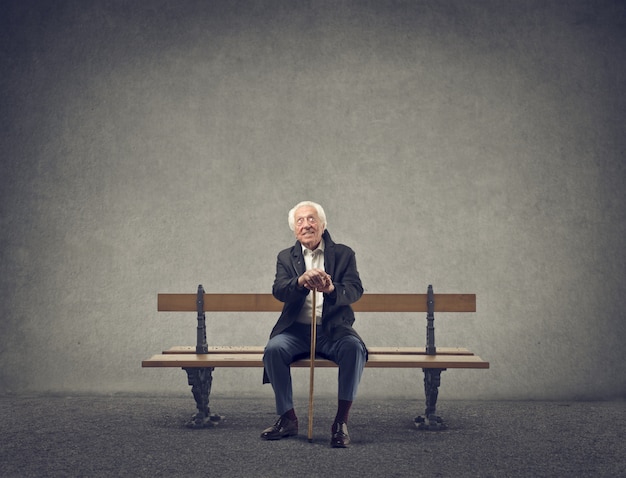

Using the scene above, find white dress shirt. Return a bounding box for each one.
[296,238,325,325]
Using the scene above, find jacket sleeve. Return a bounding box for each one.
[272,250,308,304]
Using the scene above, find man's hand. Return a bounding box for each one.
[298,268,334,294]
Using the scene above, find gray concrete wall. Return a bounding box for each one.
[1,0,625,400]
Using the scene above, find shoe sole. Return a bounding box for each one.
[261,432,298,440]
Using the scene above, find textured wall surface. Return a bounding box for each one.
[1,0,625,400]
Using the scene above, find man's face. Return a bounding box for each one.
[294,205,324,250]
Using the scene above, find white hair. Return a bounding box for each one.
[288,201,327,231]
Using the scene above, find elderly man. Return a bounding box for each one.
[261,201,367,448]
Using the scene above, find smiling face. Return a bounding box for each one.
[293,205,324,250]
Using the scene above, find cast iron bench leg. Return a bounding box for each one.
[183,367,222,428]
[415,368,447,430]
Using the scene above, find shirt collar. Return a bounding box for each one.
[302,238,325,256]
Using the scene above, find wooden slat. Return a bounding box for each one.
[157,293,476,313]
[142,354,489,369]
[164,346,266,354]
[364,354,489,369]
[162,345,474,356]
[158,294,283,312]
[353,294,476,313]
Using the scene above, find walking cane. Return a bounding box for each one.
[307,290,317,442]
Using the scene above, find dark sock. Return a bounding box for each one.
[282,408,297,421]
[334,399,352,424]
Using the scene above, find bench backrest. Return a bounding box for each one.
[158,292,476,313]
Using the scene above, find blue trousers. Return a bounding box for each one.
[263,323,367,416]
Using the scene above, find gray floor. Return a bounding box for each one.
[1,394,625,477]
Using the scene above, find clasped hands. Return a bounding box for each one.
[298,268,334,294]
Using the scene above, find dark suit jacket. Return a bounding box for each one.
[269,230,364,343]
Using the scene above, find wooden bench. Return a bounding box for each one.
[142,284,489,430]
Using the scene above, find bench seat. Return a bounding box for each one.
[142,352,489,369]
[160,345,475,355]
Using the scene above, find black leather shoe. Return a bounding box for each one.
[330,421,351,448]
[260,416,298,440]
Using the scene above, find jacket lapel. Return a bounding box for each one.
[324,236,335,277]
[291,243,305,277]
